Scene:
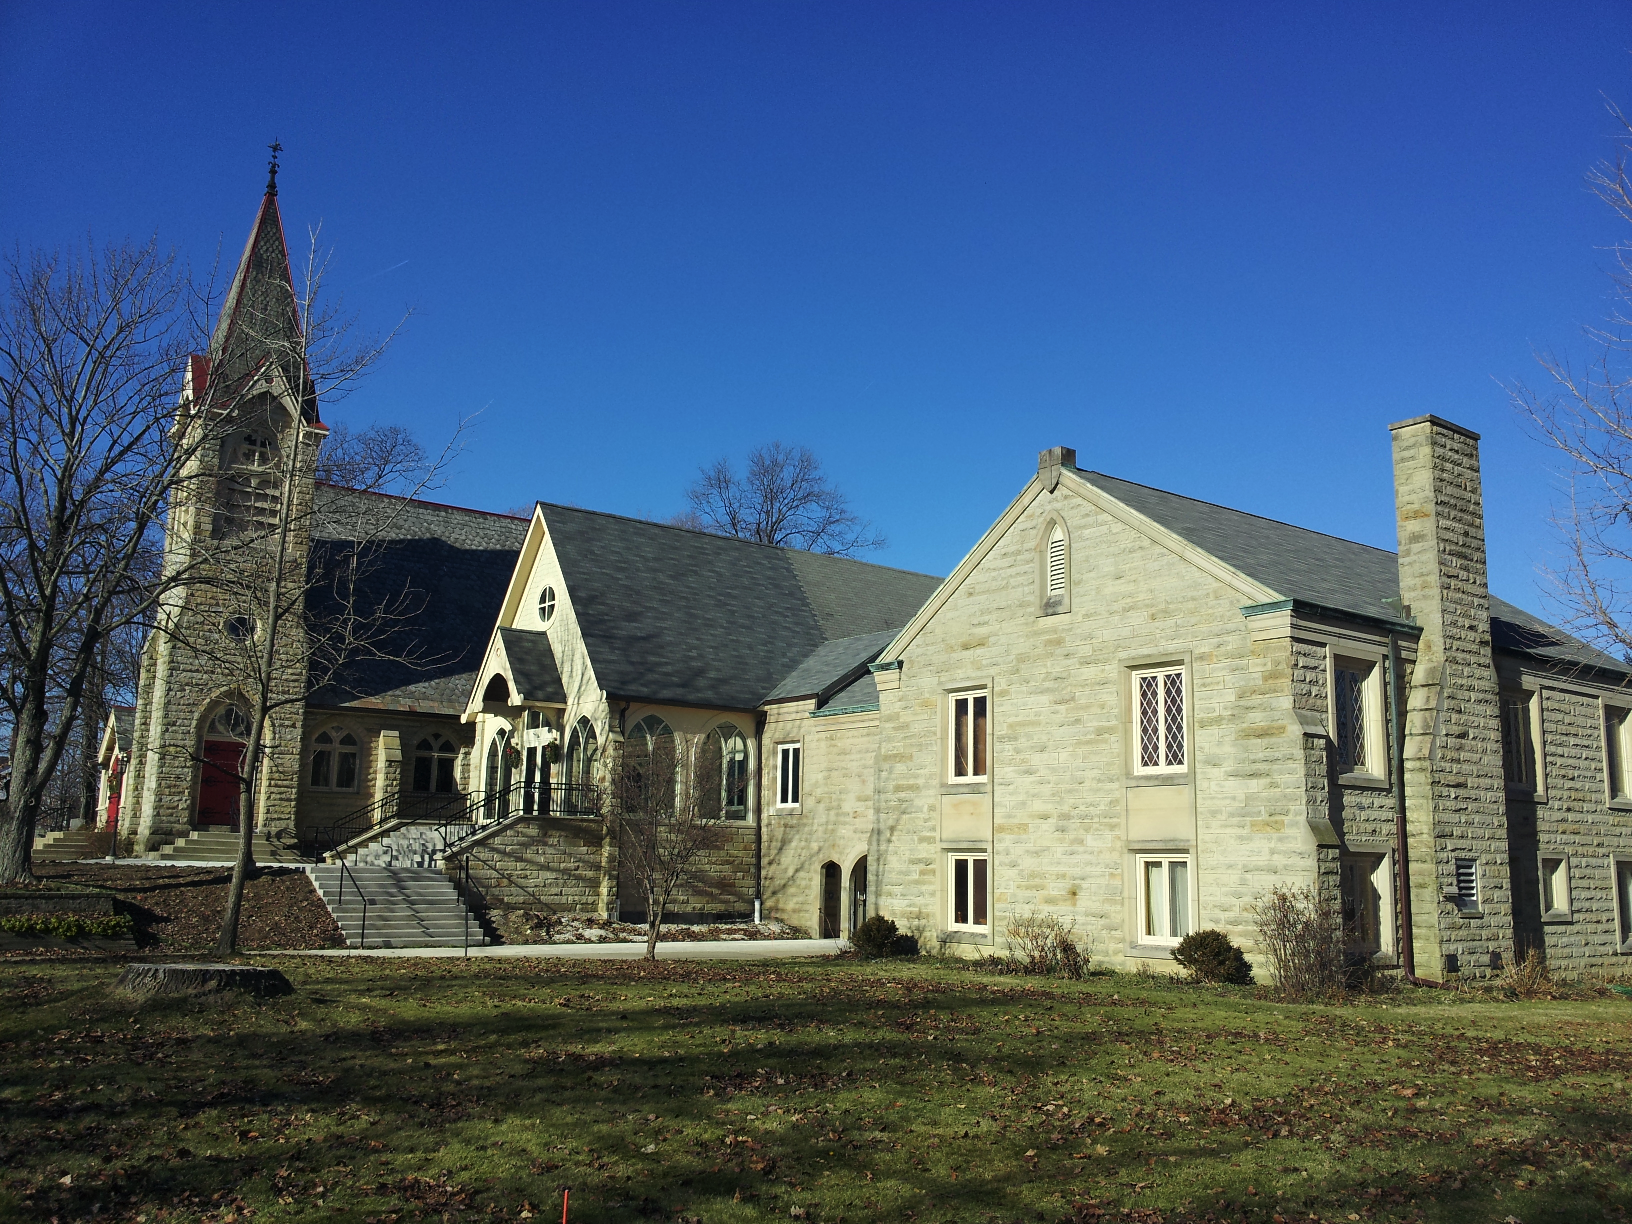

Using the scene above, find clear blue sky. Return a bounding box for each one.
[4,2,1630,618]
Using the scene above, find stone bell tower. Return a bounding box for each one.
[123,154,328,854]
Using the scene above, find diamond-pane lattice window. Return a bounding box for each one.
[1135,667,1186,771]
[1334,665,1368,773]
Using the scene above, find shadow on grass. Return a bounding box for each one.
[2,958,1630,1222]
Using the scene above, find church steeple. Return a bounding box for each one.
[205,152,317,422]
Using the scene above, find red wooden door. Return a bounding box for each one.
[197,740,245,828]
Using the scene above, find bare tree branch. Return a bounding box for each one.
[1512,99,1632,661]
[683,442,885,556]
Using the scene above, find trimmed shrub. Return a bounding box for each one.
[1171,928,1253,985]
[1004,912,1088,980]
[1253,885,1345,1000]
[851,915,903,959]
[0,912,134,940]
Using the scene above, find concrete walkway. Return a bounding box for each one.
[282,937,847,960]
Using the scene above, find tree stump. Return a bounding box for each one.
[114,963,293,998]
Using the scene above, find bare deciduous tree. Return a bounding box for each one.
[316,421,428,491]
[168,222,460,955]
[1512,103,1632,657]
[0,238,215,884]
[683,441,885,555]
[607,730,731,959]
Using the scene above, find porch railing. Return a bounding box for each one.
[315,780,600,862]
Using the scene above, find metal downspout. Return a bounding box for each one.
[753,710,766,923]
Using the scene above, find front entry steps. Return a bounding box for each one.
[308,864,489,949]
[343,821,477,869]
[32,828,102,861]
[149,830,307,865]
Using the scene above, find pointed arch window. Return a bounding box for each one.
[710,723,750,820]
[413,735,459,794]
[485,726,517,820]
[1037,517,1071,615]
[564,718,599,787]
[621,715,675,812]
[310,725,360,791]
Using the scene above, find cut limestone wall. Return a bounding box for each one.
[871,454,1326,972]
[1392,417,1510,979]
[760,700,878,937]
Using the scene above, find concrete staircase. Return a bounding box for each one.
[32,828,102,861]
[149,829,307,865]
[308,864,489,948]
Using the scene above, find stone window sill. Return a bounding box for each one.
[940,782,988,797]
[1608,798,1632,813]
[1124,943,1175,960]
[1452,908,1484,919]
[1541,912,1573,925]
[1125,773,1189,789]
[937,929,993,946]
[1337,772,1390,791]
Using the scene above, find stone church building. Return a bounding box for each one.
[102,178,1632,978]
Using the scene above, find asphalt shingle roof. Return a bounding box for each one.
[540,504,942,710]
[765,629,901,704]
[497,628,566,703]
[306,486,529,713]
[1077,469,1629,678]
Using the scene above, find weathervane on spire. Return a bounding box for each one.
[266,140,283,196]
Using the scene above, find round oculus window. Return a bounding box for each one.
[538,585,557,625]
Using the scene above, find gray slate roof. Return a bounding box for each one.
[497,628,566,703]
[306,486,528,713]
[540,504,942,710]
[765,628,901,704]
[109,706,135,754]
[1078,470,1629,678]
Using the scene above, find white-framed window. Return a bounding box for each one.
[1332,656,1382,777]
[948,853,989,931]
[777,742,802,807]
[1451,857,1480,912]
[537,585,557,626]
[949,689,988,781]
[1501,690,1539,792]
[1540,854,1571,920]
[1607,703,1632,802]
[1137,854,1191,945]
[1133,667,1186,773]
[309,726,360,791]
[1615,858,1632,950]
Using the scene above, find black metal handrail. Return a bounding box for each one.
[333,857,372,949]
[313,791,470,862]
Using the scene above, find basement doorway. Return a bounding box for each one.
[850,856,868,933]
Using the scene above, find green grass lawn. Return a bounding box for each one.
[2,956,1629,1224]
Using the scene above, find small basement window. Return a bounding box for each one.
[1540,855,1571,920]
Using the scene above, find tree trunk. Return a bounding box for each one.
[645,883,665,960]
[0,701,47,884]
[216,718,265,956]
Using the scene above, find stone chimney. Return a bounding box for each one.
[1390,415,1509,978]
[1038,446,1076,493]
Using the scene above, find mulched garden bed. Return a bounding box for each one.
[16,862,343,953]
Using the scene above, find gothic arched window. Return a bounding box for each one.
[413,735,458,794]
[712,722,749,820]
[310,725,360,791]
[564,717,599,788]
